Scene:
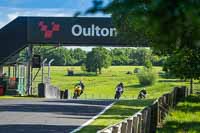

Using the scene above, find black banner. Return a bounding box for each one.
[27,17,119,46]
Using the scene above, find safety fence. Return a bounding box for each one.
[97,86,190,133]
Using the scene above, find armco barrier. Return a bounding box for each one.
[98,86,190,133]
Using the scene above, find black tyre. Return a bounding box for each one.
[137,94,142,99]
[73,91,78,99]
[114,92,121,99]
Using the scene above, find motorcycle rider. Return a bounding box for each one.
[74,80,85,97]
[78,80,85,95]
[114,82,124,99]
[138,88,147,99]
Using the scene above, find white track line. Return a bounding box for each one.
[70,101,115,133]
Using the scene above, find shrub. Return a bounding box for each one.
[134,68,140,73]
[81,64,86,72]
[137,68,157,86]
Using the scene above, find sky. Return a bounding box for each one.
[0,0,112,51]
[0,0,111,28]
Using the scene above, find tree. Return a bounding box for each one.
[60,48,75,66]
[87,0,200,93]
[85,47,112,74]
[136,48,151,66]
[18,46,88,66]
[88,0,200,52]
[151,55,166,66]
[163,48,200,93]
[111,48,131,65]
[71,48,87,65]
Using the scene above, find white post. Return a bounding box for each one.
[41,58,47,83]
[48,59,54,82]
[26,45,32,95]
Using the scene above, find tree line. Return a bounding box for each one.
[18,46,165,67]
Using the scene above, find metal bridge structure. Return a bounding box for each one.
[0,16,147,95]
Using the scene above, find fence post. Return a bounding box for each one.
[185,87,188,97]
[182,86,186,98]
[121,121,127,133]
[187,87,190,96]
[141,109,148,133]
[127,119,133,133]
[173,88,177,107]
[138,113,142,133]
[170,91,173,108]
[188,86,191,95]
[112,126,119,133]
[172,89,176,107]
[132,116,138,133]
[150,101,158,133]
[182,86,188,98]
[157,98,161,128]
[146,107,151,133]
[100,131,109,133]
[166,94,170,108]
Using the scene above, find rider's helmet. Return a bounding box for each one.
[119,82,123,87]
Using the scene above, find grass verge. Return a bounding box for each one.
[157,94,200,133]
[77,99,154,133]
[0,95,40,99]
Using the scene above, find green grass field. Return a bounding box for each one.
[49,66,188,99]
[157,94,200,133]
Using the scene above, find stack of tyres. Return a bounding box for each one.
[38,83,45,97]
[0,77,7,96]
[9,77,16,89]
[64,90,69,99]
[0,85,4,96]
[60,90,64,99]
[60,90,69,99]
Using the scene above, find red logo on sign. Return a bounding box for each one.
[38,21,60,39]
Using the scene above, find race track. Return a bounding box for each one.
[0,99,113,133]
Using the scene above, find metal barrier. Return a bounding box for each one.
[45,83,60,99]
[98,86,190,133]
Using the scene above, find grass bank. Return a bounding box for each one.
[0,95,40,99]
[77,99,154,133]
[157,94,200,133]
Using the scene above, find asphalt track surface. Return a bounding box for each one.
[0,99,113,133]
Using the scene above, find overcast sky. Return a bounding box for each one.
[0,0,111,28]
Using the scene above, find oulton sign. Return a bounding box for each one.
[71,24,117,37]
[27,17,119,46]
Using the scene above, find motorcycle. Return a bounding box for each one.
[137,92,146,99]
[73,85,82,99]
[114,90,123,99]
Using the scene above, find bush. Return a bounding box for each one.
[137,68,157,86]
[134,68,140,73]
[81,64,86,72]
